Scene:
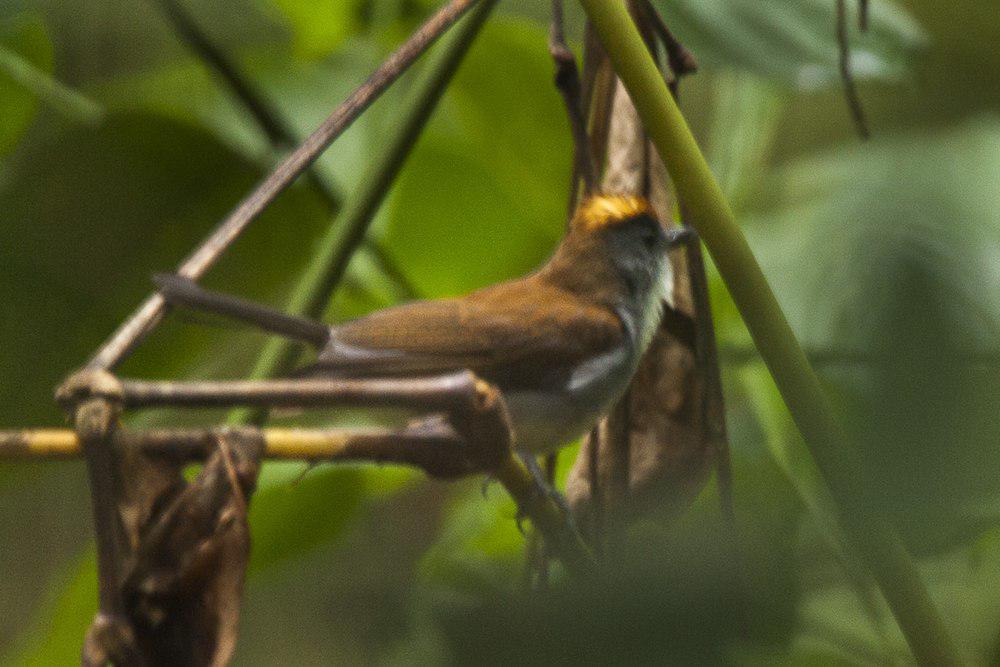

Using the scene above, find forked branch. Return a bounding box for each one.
[50,370,595,576]
[550,0,598,192]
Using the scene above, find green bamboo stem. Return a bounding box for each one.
[229,0,495,426]
[577,1,959,664]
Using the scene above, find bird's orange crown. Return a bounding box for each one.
[572,194,652,233]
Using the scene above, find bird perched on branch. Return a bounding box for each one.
[155,194,687,455]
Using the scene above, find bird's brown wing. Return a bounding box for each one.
[303,277,625,390]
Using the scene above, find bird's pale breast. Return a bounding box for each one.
[503,343,636,453]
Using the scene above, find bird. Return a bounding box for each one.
[154,194,687,456]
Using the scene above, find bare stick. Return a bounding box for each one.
[85,0,478,372]
[638,0,697,84]
[859,0,870,31]
[216,2,497,427]
[116,374,482,411]
[836,0,871,139]
[550,0,598,192]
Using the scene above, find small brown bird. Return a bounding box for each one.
[156,194,685,454]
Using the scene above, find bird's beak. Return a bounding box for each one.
[662,226,694,250]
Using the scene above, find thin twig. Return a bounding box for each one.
[836,0,871,139]
[0,425,461,459]
[85,0,478,372]
[550,0,598,192]
[858,0,870,31]
[0,45,104,125]
[679,212,745,633]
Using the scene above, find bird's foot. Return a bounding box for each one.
[515,451,575,536]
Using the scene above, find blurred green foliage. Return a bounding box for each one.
[1,0,998,664]
[0,14,52,156]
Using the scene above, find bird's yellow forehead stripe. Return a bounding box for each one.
[573,194,652,232]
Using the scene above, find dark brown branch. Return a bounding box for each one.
[858,0,870,31]
[677,216,746,634]
[85,0,478,372]
[638,0,698,84]
[550,0,598,193]
[75,397,128,624]
[836,0,871,139]
[49,369,596,575]
[63,372,138,664]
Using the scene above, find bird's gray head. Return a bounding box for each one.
[603,211,673,350]
[571,195,674,350]
[604,211,673,300]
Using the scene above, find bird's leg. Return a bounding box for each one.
[516,450,574,536]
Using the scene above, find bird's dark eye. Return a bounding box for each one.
[637,224,662,250]
[624,273,638,296]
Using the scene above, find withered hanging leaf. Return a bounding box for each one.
[82,430,264,666]
[566,66,722,536]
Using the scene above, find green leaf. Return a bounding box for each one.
[249,467,367,572]
[0,111,330,428]
[6,549,97,666]
[0,14,53,155]
[268,0,367,59]
[94,41,381,196]
[745,117,1000,551]
[705,72,786,212]
[654,0,925,87]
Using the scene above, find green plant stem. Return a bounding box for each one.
[0,45,103,125]
[229,0,495,426]
[577,1,959,664]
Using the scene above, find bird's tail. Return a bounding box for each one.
[153,273,330,348]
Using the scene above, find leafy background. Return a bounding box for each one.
[1,0,998,663]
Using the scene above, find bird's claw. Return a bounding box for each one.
[517,451,577,535]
